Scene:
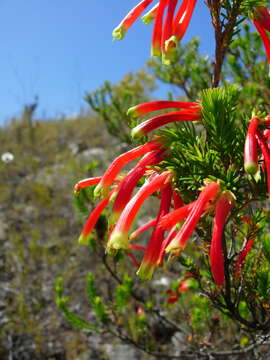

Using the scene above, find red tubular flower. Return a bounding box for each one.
[137,184,172,280]
[263,129,270,139]
[158,225,178,265]
[165,182,220,255]
[127,100,200,118]
[162,0,178,63]
[172,0,188,26]
[94,140,163,198]
[178,279,190,292]
[252,7,270,67]
[159,201,196,230]
[127,251,141,268]
[107,171,172,251]
[173,190,184,209]
[210,191,235,286]
[141,1,169,24]
[255,130,270,195]
[129,244,146,251]
[130,218,156,241]
[164,0,197,58]
[112,0,154,40]
[151,0,168,57]
[254,22,270,68]
[173,0,197,38]
[244,116,260,175]
[131,108,202,139]
[127,244,146,267]
[73,176,101,195]
[110,149,166,224]
[234,238,253,276]
[264,114,270,125]
[166,290,179,304]
[253,7,270,31]
[136,305,145,317]
[78,190,115,245]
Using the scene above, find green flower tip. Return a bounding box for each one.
[78,233,90,246]
[244,162,258,176]
[93,183,109,199]
[165,241,183,257]
[112,25,127,40]
[141,13,155,25]
[107,230,129,251]
[151,46,162,59]
[162,36,178,66]
[131,127,144,139]
[127,106,139,118]
[136,262,154,280]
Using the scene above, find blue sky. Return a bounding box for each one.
[0,1,213,123]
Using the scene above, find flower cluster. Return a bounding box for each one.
[72,3,270,287]
[74,96,242,284]
[112,0,198,64]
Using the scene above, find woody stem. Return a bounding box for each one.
[208,0,243,87]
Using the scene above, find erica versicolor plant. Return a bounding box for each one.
[60,1,270,353]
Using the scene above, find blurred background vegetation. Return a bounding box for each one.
[0,24,270,360]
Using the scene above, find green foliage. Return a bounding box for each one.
[262,234,270,263]
[224,22,270,113]
[240,0,268,16]
[85,71,156,144]
[55,278,97,331]
[190,295,210,332]
[148,38,212,101]
[114,274,134,311]
[257,269,270,300]
[86,273,109,323]
[159,87,250,205]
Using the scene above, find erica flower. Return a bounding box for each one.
[112,0,154,40]
[178,279,193,292]
[74,176,101,196]
[130,218,156,241]
[234,238,253,277]
[164,0,197,63]
[172,189,184,208]
[166,290,179,304]
[255,130,270,196]
[159,200,197,230]
[210,191,235,286]
[137,184,173,280]
[78,190,115,245]
[94,140,163,198]
[252,7,270,68]
[165,182,220,255]
[110,149,165,224]
[107,171,173,251]
[244,116,261,175]
[161,0,178,63]
[113,0,197,63]
[141,0,169,24]
[127,100,200,118]
[131,107,202,139]
[151,0,168,57]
